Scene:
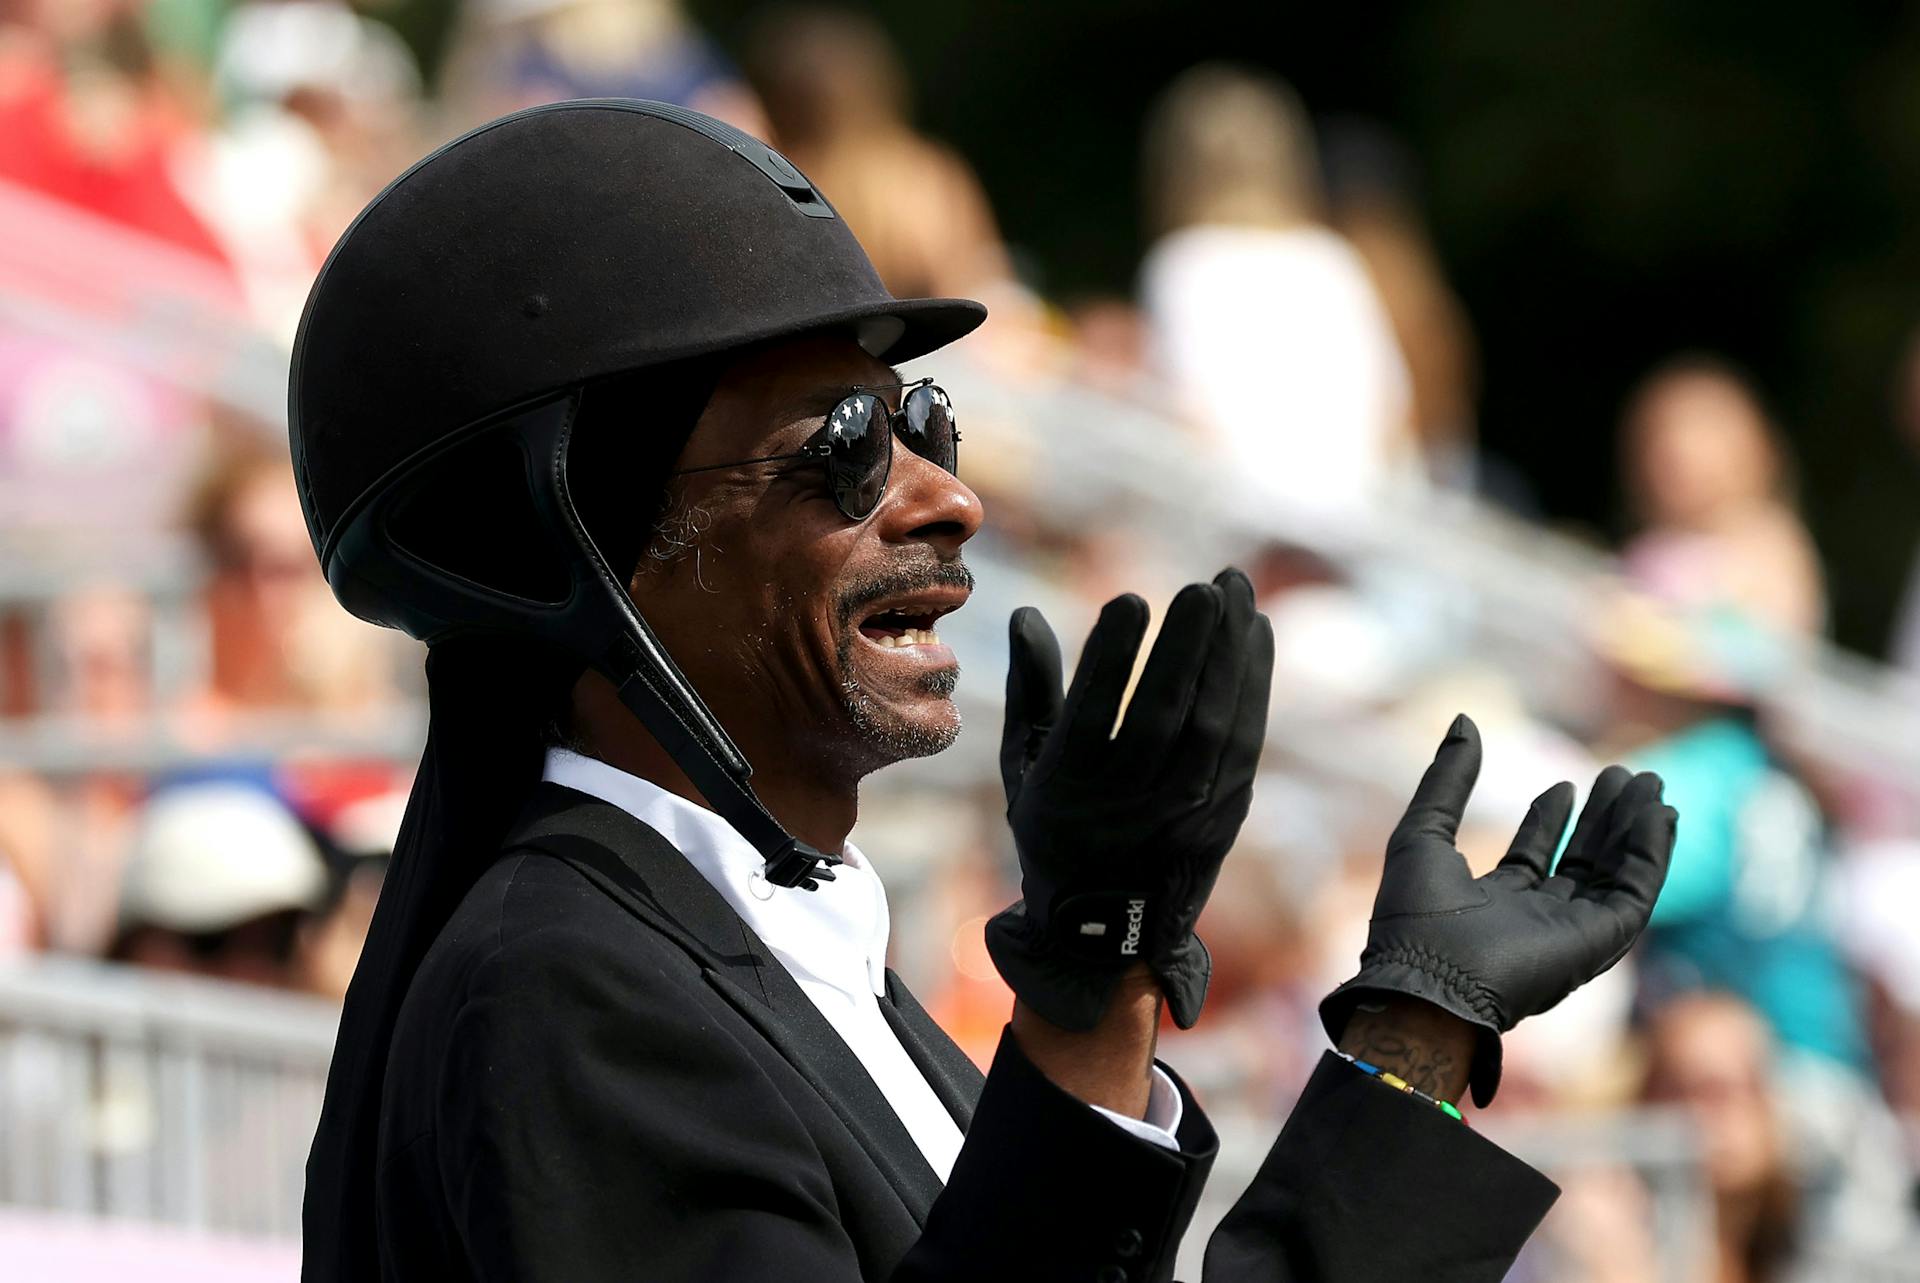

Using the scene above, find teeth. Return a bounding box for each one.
[872,628,942,648]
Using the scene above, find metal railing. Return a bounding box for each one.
[0,956,337,1240]
[0,955,1724,1271]
[3,945,1917,1279]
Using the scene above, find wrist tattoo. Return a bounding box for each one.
[1336,1003,1467,1101]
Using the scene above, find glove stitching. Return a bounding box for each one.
[1362,943,1503,1027]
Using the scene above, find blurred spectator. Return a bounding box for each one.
[296,853,382,999]
[1061,295,1152,397]
[1249,540,1407,716]
[904,817,1017,1071]
[0,3,234,554]
[743,6,1027,322]
[443,0,765,136]
[1618,357,1826,638]
[0,584,159,954]
[182,0,425,340]
[110,780,328,987]
[1159,829,1329,1113]
[0,766,143,956]
[0,585,157,953]
[1594,594,1866,1072]
[1519,1167,1662,1283]
[1642,991,1800,1283]
[0,0,232,271]
[0,334,210,552]
[292,781,401,999]
[1637,985,1914,1273]
[1138,64,1417,519]
[1321,118,1539,516]
[41,584,153,730]
[178,433,404,739]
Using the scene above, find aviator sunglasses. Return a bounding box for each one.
[671,378,959,520]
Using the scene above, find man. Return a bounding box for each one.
[293,101,1677,1281]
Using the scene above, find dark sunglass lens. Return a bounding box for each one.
[899,385,957,473]
[827,392,891,517]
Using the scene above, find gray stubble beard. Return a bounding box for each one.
[836,650,962,763]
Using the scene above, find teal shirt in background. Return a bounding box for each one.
[1630,717,1867,1072]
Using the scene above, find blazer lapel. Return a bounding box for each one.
[878,972,984,1133]
[500,784,947,1220]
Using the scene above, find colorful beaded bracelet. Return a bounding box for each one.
[1336,1051,1466,1123]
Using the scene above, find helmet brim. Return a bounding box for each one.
[791,294,989,366]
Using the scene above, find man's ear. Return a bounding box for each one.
[567,359,721,583]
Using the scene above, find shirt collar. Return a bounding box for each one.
[541,747,891,999]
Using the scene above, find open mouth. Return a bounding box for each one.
[856,599,963,650]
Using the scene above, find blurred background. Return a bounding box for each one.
[0,1,1917,1279]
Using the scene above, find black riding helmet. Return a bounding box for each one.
[293,98,984,886]
[295,100,985,1281]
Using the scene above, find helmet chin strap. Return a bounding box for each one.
[522,394,842,890]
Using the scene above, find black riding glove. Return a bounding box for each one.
[1321,715,1677,1107]
[986,568,1274,1032]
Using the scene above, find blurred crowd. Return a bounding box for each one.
[0,2,1918,1278]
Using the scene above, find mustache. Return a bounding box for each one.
[836,559,975,626]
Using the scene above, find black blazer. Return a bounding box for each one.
[375,783,1557,1282]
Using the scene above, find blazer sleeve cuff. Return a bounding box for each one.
[1090,1064,1183,1150]
[905,1026,1216,1283]
[1205,1051,1560,1283]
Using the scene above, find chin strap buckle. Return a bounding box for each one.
[762,839,844,891]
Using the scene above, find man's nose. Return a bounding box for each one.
[875,447,983,553]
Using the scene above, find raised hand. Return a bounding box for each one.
[987,568,1275,1031]
[1321,715,1677,1106]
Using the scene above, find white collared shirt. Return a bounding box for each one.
[542,748,1181,1181]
